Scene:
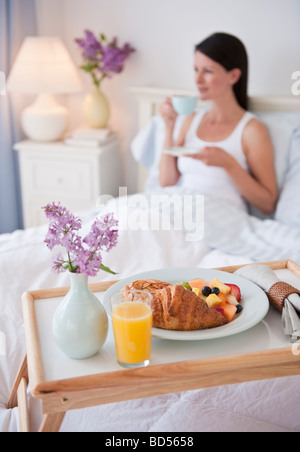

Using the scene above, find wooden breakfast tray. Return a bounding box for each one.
[7,259,300,432]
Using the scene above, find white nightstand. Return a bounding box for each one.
[14,136,121,228]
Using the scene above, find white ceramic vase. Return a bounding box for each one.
[52,273,108,359]
[83,85,110,128]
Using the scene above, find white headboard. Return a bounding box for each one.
[129,86,300,191]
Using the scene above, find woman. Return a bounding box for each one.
[159,32,277,215]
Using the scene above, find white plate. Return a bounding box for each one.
[163,146,199,157]
[103,267,269,341]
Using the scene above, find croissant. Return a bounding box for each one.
[123,279,172,294]
[123,280,228,331]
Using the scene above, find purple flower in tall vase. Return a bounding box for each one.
[43,203,119,360]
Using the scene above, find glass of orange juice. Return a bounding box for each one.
[110,290,153,368]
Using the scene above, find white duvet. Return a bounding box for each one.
[0,196,300,432]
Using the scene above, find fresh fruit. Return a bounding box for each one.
[226,294,239,306]
[218,292,228,303]
[210,278,231,294]
[224,304,237,322]
[181,281,192,290]
[189,278,209,291]
[206,293,223,307]
[212,306,225,316]
[225,283,241,302]
[219,301,237,322]
[236,304,243,314]
[186,276,241,322]
[192,287,207,302]
[202,286,212,297]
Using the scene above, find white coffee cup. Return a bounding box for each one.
[171,95,197,115]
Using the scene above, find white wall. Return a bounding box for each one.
[36,0,300,191]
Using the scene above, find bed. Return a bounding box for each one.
[1,86,300,432]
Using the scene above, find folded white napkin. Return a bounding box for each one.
[235,265,300,342]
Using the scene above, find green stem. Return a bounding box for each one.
[92,72,107,88]
[98,73,107,85]
[92,72,100,88]
[67,252,75,273]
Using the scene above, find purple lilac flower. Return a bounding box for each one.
[73,248,103,277]
[83,213,119,252]
[43,203,118,277]
[43,202,82,232]
[43,202,68,221]
[100,42,135,75]
[75,30,135,86]
[43,203,82,253]
[75,30,102,60]
[51,253,65,274]
[100,45,127,74]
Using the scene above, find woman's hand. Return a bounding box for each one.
[159,98,181,187]
[159,97,178,129]
[187,146,236,170]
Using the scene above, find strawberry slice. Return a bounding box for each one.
[225,283,241,302]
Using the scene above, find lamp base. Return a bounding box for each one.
[21,93,68,141]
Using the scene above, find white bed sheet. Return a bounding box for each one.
[0,206,300,432]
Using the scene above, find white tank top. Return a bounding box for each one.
[177,109,255,210]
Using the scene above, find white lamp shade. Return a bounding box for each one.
[7,37,83,94]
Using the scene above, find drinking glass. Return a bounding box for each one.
[110,290,153,368]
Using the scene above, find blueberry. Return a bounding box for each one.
[202,286,212,297]
[236,304,243,314]
[211,287,220,295]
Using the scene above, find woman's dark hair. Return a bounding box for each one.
[195,32,248,110]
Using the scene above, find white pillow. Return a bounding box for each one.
[254,111,300,190]
[274,126,300,226]
[245,111,300,219]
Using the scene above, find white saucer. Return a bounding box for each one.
[163,147,199,157]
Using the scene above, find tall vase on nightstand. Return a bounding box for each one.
[83,86,110,128]
[52,273,108,360]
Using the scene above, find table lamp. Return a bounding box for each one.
[7,37,83,141]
